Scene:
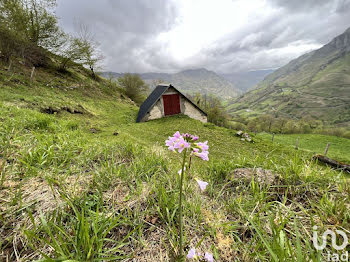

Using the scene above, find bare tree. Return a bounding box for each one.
[75,22,103,78]
[55,34,83,71]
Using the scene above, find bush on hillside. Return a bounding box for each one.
[118,73,149,105]
[189,93,229,127]
[0,0,102,73]
[0,0,62,49]
[0,25,49,66]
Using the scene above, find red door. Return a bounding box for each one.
[163,94,181,116]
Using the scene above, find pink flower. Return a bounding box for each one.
[191,135,199,141]
[196,179,208,191]
[165,136,181,151]
[187,248,196,259]
[174,137,190,153]
[165,132,208,157]
[192,141,209,161]
[192,148,199,153]
[165,131,192,153]
[165,136,177,151]
[195,141,209,151]
[182,133,190,138]
[194,150,209,161]
[187,247,214,261]
[173,131,181,138]
[179,132,200,142]
[204,252,214,262]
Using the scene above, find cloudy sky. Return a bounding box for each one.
[56,0,350,73]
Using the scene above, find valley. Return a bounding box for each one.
[1,1,350,261]
[227,27,350,127]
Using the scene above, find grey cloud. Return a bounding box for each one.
[193,0,350,73]
[336,0,350,13]
[57,0,179,72]
[57,0,350,74]
[270,0,335,12]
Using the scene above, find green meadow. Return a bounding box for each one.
[257,133,350,163]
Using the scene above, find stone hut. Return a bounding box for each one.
[136,84,207,123]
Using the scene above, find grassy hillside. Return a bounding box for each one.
[227,28,350,127]
[257,133,350,163]
[1,60,350,261]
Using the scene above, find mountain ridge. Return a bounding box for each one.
[227,26,350,126]
[100,68,242,99]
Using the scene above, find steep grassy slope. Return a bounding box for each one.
[102,68,240,99]
[227,27,350,126]
[1,61,349,261]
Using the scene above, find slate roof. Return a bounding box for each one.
[136,84,207,122]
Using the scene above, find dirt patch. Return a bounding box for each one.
[1,174,92,225]
[41,106,59,114]
[230,167,280,185]
[124,228,169,262]
[40,104,87,115]
[104,182,151,210]
[216,231,236,261]
[0,177,62,260]
[103,182,130,206]
[0,175,92,260]
[89,127,101,133]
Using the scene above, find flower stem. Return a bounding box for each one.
[178,148,187,260]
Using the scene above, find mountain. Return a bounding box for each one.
[220,69,275,92]
[100,68,241,99]
[227,27,350,126]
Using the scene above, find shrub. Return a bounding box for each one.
[188,93,229,127]
[118,73,148,105]
[0,25,49,66]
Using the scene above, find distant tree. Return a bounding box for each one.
[247,120,257,132]
[230,121,246,131]
[284,120,297,134]
[298,120,312,133]
[189,93,228,127]
[118,73,148,105]
[260,115,275,133]
[192,92,202,106]
[151,78,165,87]
[55,35,84,71]
[272,117,288,133]
[302,115,318,129]
[206,96,228,126]
[25,0,62,48]
[75,22,103,78]
[0,0,63,49]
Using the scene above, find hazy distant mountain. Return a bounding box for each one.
[220,69,275,92]
[100,68,240,99]
[227,27,350,126]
